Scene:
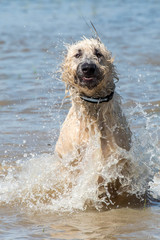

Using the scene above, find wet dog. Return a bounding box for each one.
[55,38,145,207]
[56,38,131,158]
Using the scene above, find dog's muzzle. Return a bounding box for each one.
[75,60,102,89]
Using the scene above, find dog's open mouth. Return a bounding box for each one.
[77,75,99,89]
[82,77,94,81]
[76,75,102,89]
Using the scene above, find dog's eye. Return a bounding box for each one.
[75,53,81,58]
[95,52,103,58]
[74,50,82,58]
[95,49,103,58]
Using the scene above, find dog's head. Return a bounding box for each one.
[62,38,118,97]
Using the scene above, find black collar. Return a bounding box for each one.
[80,91,114,104]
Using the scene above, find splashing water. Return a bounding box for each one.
[130,102,160,201]
[0,100,159,213]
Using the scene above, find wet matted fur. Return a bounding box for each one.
[55,38,145,207]
[56,38,131,157]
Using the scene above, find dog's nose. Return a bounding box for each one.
[81,63,96,75]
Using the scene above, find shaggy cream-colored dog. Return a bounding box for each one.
[56,38,131,159]
[54,38,143,207]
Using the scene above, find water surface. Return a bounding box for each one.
[0,0,160,239]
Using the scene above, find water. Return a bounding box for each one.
[0,0,160,239]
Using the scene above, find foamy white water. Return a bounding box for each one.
[0,102,159,213]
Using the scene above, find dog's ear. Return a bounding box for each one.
[109,59,119,84]
[113,67,119,83]
[106,57,119,86]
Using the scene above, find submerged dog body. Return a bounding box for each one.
[55,38,144,207]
